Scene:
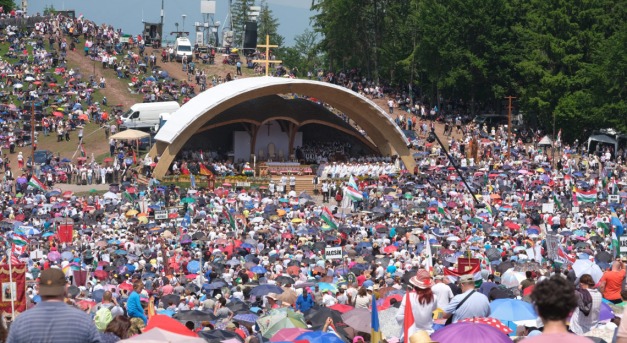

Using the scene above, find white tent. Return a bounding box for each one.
[587,134,618,153]
[111,129,150,140]
[537,135,553,146]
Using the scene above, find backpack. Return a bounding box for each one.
[94,306,113,331]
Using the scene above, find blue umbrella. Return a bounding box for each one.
[187,260,200,274]
[250,284,283,297]
[233,313,258,324]
[489,298,537,322]
[92,289,105,303]
[42,232,55,238]
[296,331,345,343]
[526,228,539,235]
[251,265,267,274]
[316,282,337,293]
[241,243,253,249]
[156,309,174,317]
[108,239,120,245]
[115,249,127,255]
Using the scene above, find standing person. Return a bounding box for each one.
[598,260,626,304]
[236,60,242,76]
[519,271,536,293]
[524,276,593,342]
[321,181,329,202]
[126,281,147,333]
[570,274,602,335]
[6,269,101,343]
[442,275,490,323]
[432,275,454,309]
[396,270,437,338]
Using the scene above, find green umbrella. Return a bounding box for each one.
[257,309,307,338]
[180,197,196,204]
[89,189,98,194]
[403,193,413,199]
[470,217,483,224]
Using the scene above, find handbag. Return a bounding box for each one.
[444,290,475,325]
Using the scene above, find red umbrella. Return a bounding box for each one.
[458,317,513,334]
[144,314,198,337]
[53,111,64,117]
[185,274,198,280]
[383,245,398,254]
[94,270,108,280]
[281,232,293,239]
[103,157,113,163]
[328,304,353,313]
[222,183,232,187]
[378,294,402,310]
[287,265,300,276]
[168,213,178,219]
[14,214,25,221]
[118,283,133,291]
[504,221,520,230]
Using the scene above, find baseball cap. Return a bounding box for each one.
[459,274,474,284]
[39,269,66,297]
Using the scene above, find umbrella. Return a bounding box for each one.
[485,248,501,261]
[595,251,612,263]
[48,251,61,262]
[459,317,513,334]
[489,298,537,322]
[600,302,615,321]
[233,313,259,324]
[187,260,200,274]
[250,284,283,297]
[120,328,205,342]
[143,314,198,337]
[173,310,216,321]
[295,331,345,343]
[303,307,343,327]
[572,259,603,283]
[251,265,267,274]
[500,269,526,288]
[270,327,311,342]
[328,304,354,313]
[198,330,244,343]
[341,308,371,333]
[316,282,337,293]
[256,309,308,338]
[226,301,250,314]
[431,321,513,343]
[161,294,182,306]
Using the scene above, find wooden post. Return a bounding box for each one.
[505,96,516,157]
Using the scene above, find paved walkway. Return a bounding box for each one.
[52,183,110,193]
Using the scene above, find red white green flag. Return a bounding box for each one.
[320,206,338,230]
[28,176,47,191]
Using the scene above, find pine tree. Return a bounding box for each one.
[231,0,255,47]
[257,0,283,47]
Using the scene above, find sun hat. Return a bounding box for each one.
[459,274,475,284]
[409,269,433,289]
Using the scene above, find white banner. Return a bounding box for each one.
[620,236,627,253]
[325,247,343,260]
[154,210,167,220]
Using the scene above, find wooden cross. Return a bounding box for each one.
[252,34,283,76]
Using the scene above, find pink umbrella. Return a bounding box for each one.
[270,327,311,342]
[48,251,61,262]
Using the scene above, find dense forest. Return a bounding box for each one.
[299,0,625,142]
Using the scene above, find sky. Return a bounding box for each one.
[28,0,316,46]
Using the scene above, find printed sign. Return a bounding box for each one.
[609,195,620,204]
[542,203,554,214]
[620,236,627,253]
[547,234,559,260]
[154,210,167,220]
[325,247,343,260]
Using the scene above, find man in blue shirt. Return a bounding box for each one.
[295,289,314,312]
[127,281,147,324]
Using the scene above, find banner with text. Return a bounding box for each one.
[0,263,26,313]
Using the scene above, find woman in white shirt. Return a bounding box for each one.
[354,287,371,308]
[396,269,438,338]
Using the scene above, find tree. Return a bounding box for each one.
[257,0,283,48]
[0,0,15,12]
[231,0,255,47]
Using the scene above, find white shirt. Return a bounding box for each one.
[432,282,454,309]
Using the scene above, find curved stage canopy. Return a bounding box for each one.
[150,77,414,178]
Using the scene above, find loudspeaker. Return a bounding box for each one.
[244,22,257,50]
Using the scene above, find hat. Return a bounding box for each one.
[366,286,374,291]
[459,274,475,284]
[267,293,278,300]
[409,330,438,343]
[434,275,444,281]
[409,269,433,289]
[225,322,236,329]
[39,268,66,297]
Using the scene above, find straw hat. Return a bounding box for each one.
[409,269,433,289]
[409,331,438,343]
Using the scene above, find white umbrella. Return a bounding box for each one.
[13,83,23,89]
[501,268,526,288]
[24,76,35,82]
[251,217,264,223]
[447,236,460,242]
[572,259,603,283]
[103,191,119,199]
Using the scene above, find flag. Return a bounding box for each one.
[80,144,86,157]
[611,208,624,237]
[597,221,610,236]
[11,243,26,256]
[11,234,27,247]
[348,175,359,190]
[28,176,47,191]
[123,191,133,202]
[557,245,575,264]
[443,263,482,286]
[557,129,562,142]
[403,292,415,343]
[344,186,363,201]
[572,187,579,207]
[425,236,433,274]
[223,208,238,231]
[199,164,214,177]
[485,203,493,217]
[574,188,597,203]
[612,231,620,257]
[437,202,451,219]
[371,294,382,343]
[553,193,562,211]
[320,206,338,230]
[132,150,137,164]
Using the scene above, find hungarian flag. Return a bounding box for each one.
[574,188,597,203]
[344,186,363,201]
[223,208,238,231]
[348,175,359,190]
[80,144,86,157]
[443,263,482,286]
[320,206,338,230]
[11,234,27,246]
[553,193,562,211]
[403,291,415,342]
[28,176,47,191]
[199,164,214,177]
[598,221,610,236]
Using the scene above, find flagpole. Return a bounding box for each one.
[6,249,15,315]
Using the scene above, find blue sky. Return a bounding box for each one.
[29,0,315,46]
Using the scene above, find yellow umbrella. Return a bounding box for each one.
[291,218,303,223]
[536,168,545,173]
[277,209,286,217]
[137,212,148,217]
[126,209,139,217]
[137,216,148,224]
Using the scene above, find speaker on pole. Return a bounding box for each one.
[243,22,257,50]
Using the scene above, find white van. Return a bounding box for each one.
[174,37,193,62]
[120,101,181,130]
